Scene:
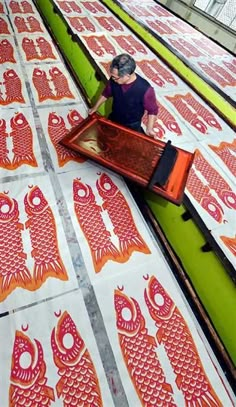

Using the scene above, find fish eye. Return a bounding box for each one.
[77,189,86,198]
[0,204,10,214]
[122,307,132,321]
[32,197,41,206]
[154,293,164,306]
[103,182,111,190]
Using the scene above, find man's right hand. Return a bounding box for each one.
[88,107,96,115]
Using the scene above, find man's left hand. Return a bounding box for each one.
[146,128,156,137]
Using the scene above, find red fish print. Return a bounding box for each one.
[220,235,236,256]
[51,311,103,406]
[21,0,34,13]
[198,62,230,87]
[27,16,43,33]
[169,38,203,58]
[144,276,222,406]
[0,39,16,63]
[147,19,176,35]
[32,68,55,102]
[56,1,71,13]
[36,37,56,60]
[182,93,222,130]
[96,173,150,261]
[0,16,11,34]
[49,66,75,100]
[48,112,85,166]
[68,16,96,32]
[137,59,177,87]
[149,4,172,16]
[166,94,208,134]
[73,178,123,272]
[194,149,236,210]
[95,16,124,32]
[208,61,236,87]
[9,331,55,407]
[223,61,236,75]
[0,192,32,301]
[3,69,25,105]
[70,1,81,13]
[22,37,39,61]
[0,2,4,13]
[24,186,68,286]
[67,108,83,127]
[82,1,106,14]
[113,35,147,55]
[114,289,176,406]
[9,0,21,13]
[209,140,236,178]
[14,16,29,33]
[186,167,224,222]
[0,119,11,169]
[10,112,37,169]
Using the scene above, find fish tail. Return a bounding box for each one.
[119,235,151,261]
[92,242,124,273]
[33,258,68,287]
[200,390,222,407]
[57,150,85,167]
[12,154,38,169]
[0,267,32,300]
[0,156,11,169]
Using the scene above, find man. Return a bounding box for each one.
[89,54,158,137]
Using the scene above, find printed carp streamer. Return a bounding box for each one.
[9,330,55,407]
[114,289,176,406]
[24,186,68,286]
[0,192,33,301]
[73,178,123,272]
[51,311,103,406]
[96,173,151,261]
[144,275,222,406]
[48,111,85,166]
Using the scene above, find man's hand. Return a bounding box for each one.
[88,107,97,115]
[146,127,156,138]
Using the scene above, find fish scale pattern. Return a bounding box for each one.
[11,120,37,168]
[120,329,176,407]
[210,142,236,177]
[26,205,66,279]
[194,150,231,191]
[56,351,102,406]
[0,197,31,300]
[156,309,220,405]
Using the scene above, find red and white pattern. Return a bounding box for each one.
[0,38,16,63]
[0,176,78,312]
[94,264,234,406]
[8,0,35,14]
[19,34,59,62]
[0,292,114,406]
[0,16,11,35]
[0,67,29,107]
[12,15,44,33]
[38,104,89,173]
[26,63,79,105]
[80,34,118,58]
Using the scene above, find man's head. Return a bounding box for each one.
[110,54,136,84]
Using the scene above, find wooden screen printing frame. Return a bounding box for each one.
[61,113,194,205]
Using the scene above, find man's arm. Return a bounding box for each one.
[88,95,108,115]
[143,86,158,137]
[146,114,157,137]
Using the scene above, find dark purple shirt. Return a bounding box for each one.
[102,79,158,115]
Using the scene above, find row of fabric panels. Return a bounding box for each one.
[33,0,236,369]
[101,0,236,125]
[0,0,235,405]
[33,0,236,281]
